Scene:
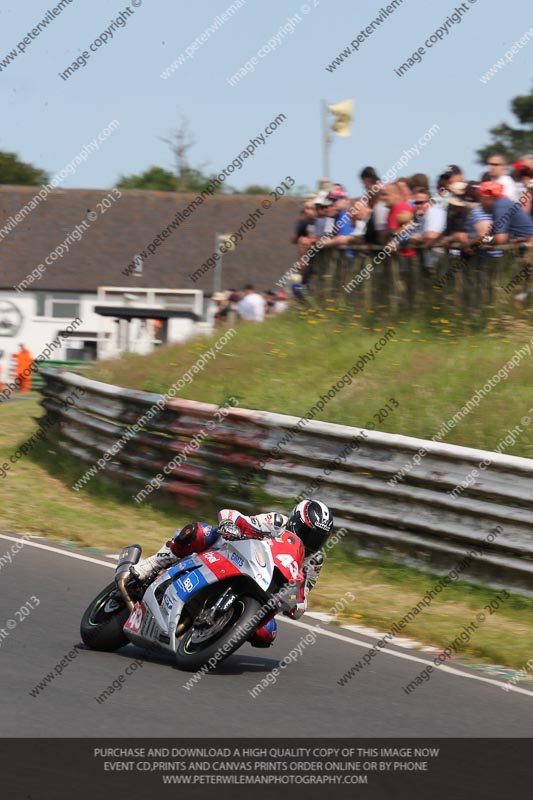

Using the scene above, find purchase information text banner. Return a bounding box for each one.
[0,738,531,798]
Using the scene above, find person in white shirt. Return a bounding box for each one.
[237,284,266,322]
[485,154,518,201]
[409,187,447,268]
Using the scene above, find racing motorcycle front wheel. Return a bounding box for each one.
[175,594,261,671]
[80,582,130,651]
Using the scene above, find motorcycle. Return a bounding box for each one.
[80,529,305,671]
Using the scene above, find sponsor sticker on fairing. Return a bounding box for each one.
[230,552,244,568]
[178,572,200,594]
[163,593,173,611]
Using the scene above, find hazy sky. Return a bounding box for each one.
[1,0,532,195]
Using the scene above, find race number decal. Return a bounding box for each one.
[276,553,299,580]
[125,602,144,633]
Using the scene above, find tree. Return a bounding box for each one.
[117,119,234,193]
[160,118,231,193]
[236,183,311,195]
[160,118,197,192]
[116,166,176,191]
[0,151,48,185]
[240,184,274,194]
[477,83,533,164]
[115,118,290,195]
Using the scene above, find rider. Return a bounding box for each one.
[131,499,334,648]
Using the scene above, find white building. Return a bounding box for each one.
[0,286,211,382]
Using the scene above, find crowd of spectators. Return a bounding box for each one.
[210,154,533,323]
[290,154,533,295]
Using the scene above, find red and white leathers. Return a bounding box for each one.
[133,509,324,647]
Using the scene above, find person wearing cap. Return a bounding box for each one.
[290,199,318,289]
[360,167,388,242]
[437,166,467,256]
[462,182,501,257]
[292,190,335,287]
[212,292,232,326]
[437,165,465,201]
[324,186,356,252]
[439,178,472,254]
[312,191,336,238]
[454,181,504,289]
[485,154,518,201]
[478,181,533,243]
[291,199,317,254]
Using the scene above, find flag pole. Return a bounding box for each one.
[322,99,331,183]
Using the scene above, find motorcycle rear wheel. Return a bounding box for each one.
[175,595,261,671]
[80,582,130,651]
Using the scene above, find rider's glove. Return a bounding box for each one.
[216,520,242,541]
[304,551,324,590]
[286,600,306,620]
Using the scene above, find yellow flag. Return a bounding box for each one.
[328,99,354,137]
[217,233,235,251]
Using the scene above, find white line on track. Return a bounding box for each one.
[2,532,532,699]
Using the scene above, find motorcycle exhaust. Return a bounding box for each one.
[114,544,142,612]
[117,572,134,612]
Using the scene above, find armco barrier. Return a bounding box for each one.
[38,368,533,595]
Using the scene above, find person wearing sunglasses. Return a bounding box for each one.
[485,154,518,201]
[409,188,446,269]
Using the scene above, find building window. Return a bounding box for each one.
[65,341,97,361]
[51,298,80,318]
[35,294,81,318]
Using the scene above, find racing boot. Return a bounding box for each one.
[130,541,177,583]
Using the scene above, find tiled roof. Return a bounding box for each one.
[0,185,301,292]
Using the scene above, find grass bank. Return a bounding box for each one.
[86,309,533,457]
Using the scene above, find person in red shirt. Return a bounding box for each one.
[382,183,415,257]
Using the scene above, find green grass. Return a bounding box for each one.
[310,551,533,671]
[86,309,533,457]
[0,398,183,553]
